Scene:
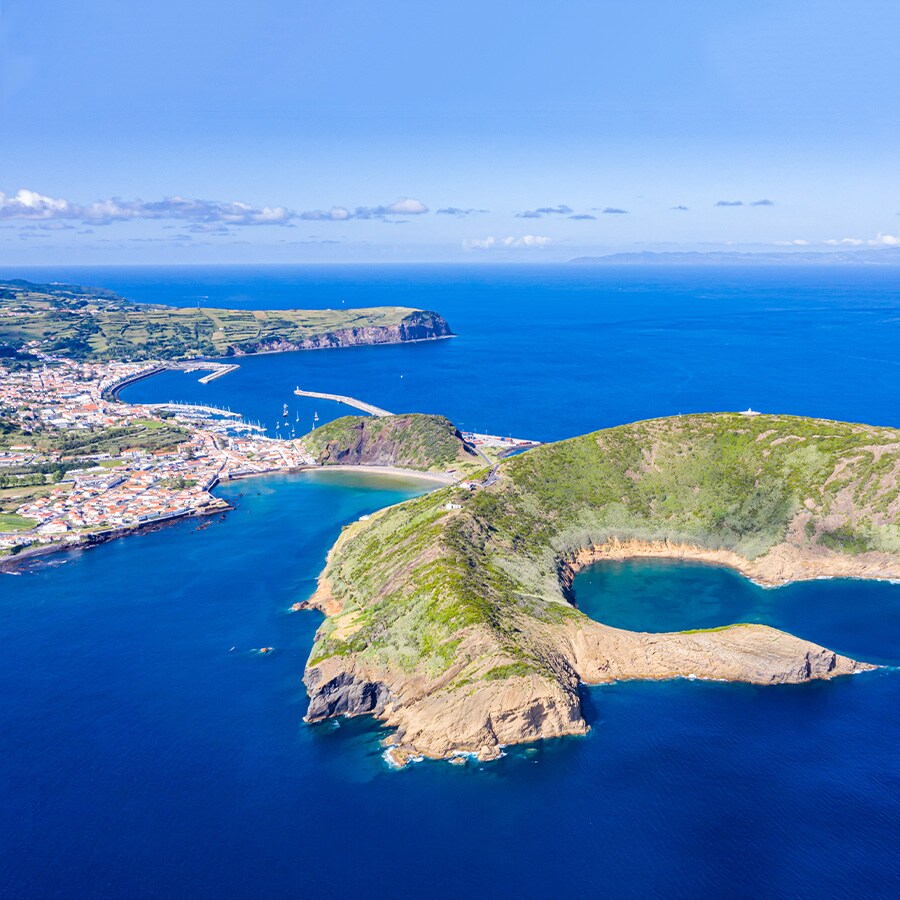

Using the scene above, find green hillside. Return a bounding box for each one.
[309,413,900,676]
[0,279,451,361]
[302,413,482,474]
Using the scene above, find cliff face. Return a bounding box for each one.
[0,280,453,361]
[302,413,899,763]
[302,413,480,473]
[231,310,453,355]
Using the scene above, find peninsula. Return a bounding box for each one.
[303,413,900,764]
[0,279,453,361]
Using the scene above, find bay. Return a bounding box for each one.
[2,264,899,898]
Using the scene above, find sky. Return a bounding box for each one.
[1,0,899,264]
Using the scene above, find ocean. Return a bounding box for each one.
[1,264,898,898]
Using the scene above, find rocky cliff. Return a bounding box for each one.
[231,310,453,355]
[302,413,480,473]
[302,413,899,763]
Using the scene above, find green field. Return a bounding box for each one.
[0,512,37,532]
[0,279,450,361]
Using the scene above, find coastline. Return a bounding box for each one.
[564,538,900,589]
[304,552,879,765]
[232,333,455,357]
[0,501,229,572]
[301,464,457,485]
[1,463,452,572]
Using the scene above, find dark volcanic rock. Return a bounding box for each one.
[304,671,390,722]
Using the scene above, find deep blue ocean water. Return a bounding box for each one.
[2,265,899,898]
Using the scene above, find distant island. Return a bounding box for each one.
[570,248,900,266]
[302,412,900,765]
[0,278,453,361]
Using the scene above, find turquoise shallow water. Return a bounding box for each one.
[574,559,900,666]
[2,265,899,898]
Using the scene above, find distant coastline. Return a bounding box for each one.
[570,247,900,266]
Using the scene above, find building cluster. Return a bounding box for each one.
[0,355,316,556]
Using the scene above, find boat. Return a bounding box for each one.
[283,403,289,417]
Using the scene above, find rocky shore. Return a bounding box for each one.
[304,549,874,765]
[565,538,900,588]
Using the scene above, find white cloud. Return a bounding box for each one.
[352,198,429,219]
[0,189,72,218]
[464,234,552,250]
[387,198,428,215]
[821,234,900,248]
[463,236,497,250]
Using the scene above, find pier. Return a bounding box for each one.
[293,386,393,417]
[169,361,241,384]
[197,364,240,384]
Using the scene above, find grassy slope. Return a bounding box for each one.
[309,413,900,680]
[0,280,436,361]
[0,512,36,532]
[302,414,483,474]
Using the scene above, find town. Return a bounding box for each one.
[0,354,316,559]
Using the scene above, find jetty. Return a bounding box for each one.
[170,361,240,384]
[197,364,240,384]
[293,386,393,417]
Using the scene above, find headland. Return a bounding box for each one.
[302,412,900,763]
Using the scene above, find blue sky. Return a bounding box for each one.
[1,0,898,263]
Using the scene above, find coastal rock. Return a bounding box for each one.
[304,669,390,721]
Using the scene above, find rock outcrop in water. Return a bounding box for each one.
[302,413,900,763]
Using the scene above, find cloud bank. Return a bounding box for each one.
[516,204,572,218]
[0,189,430,227]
